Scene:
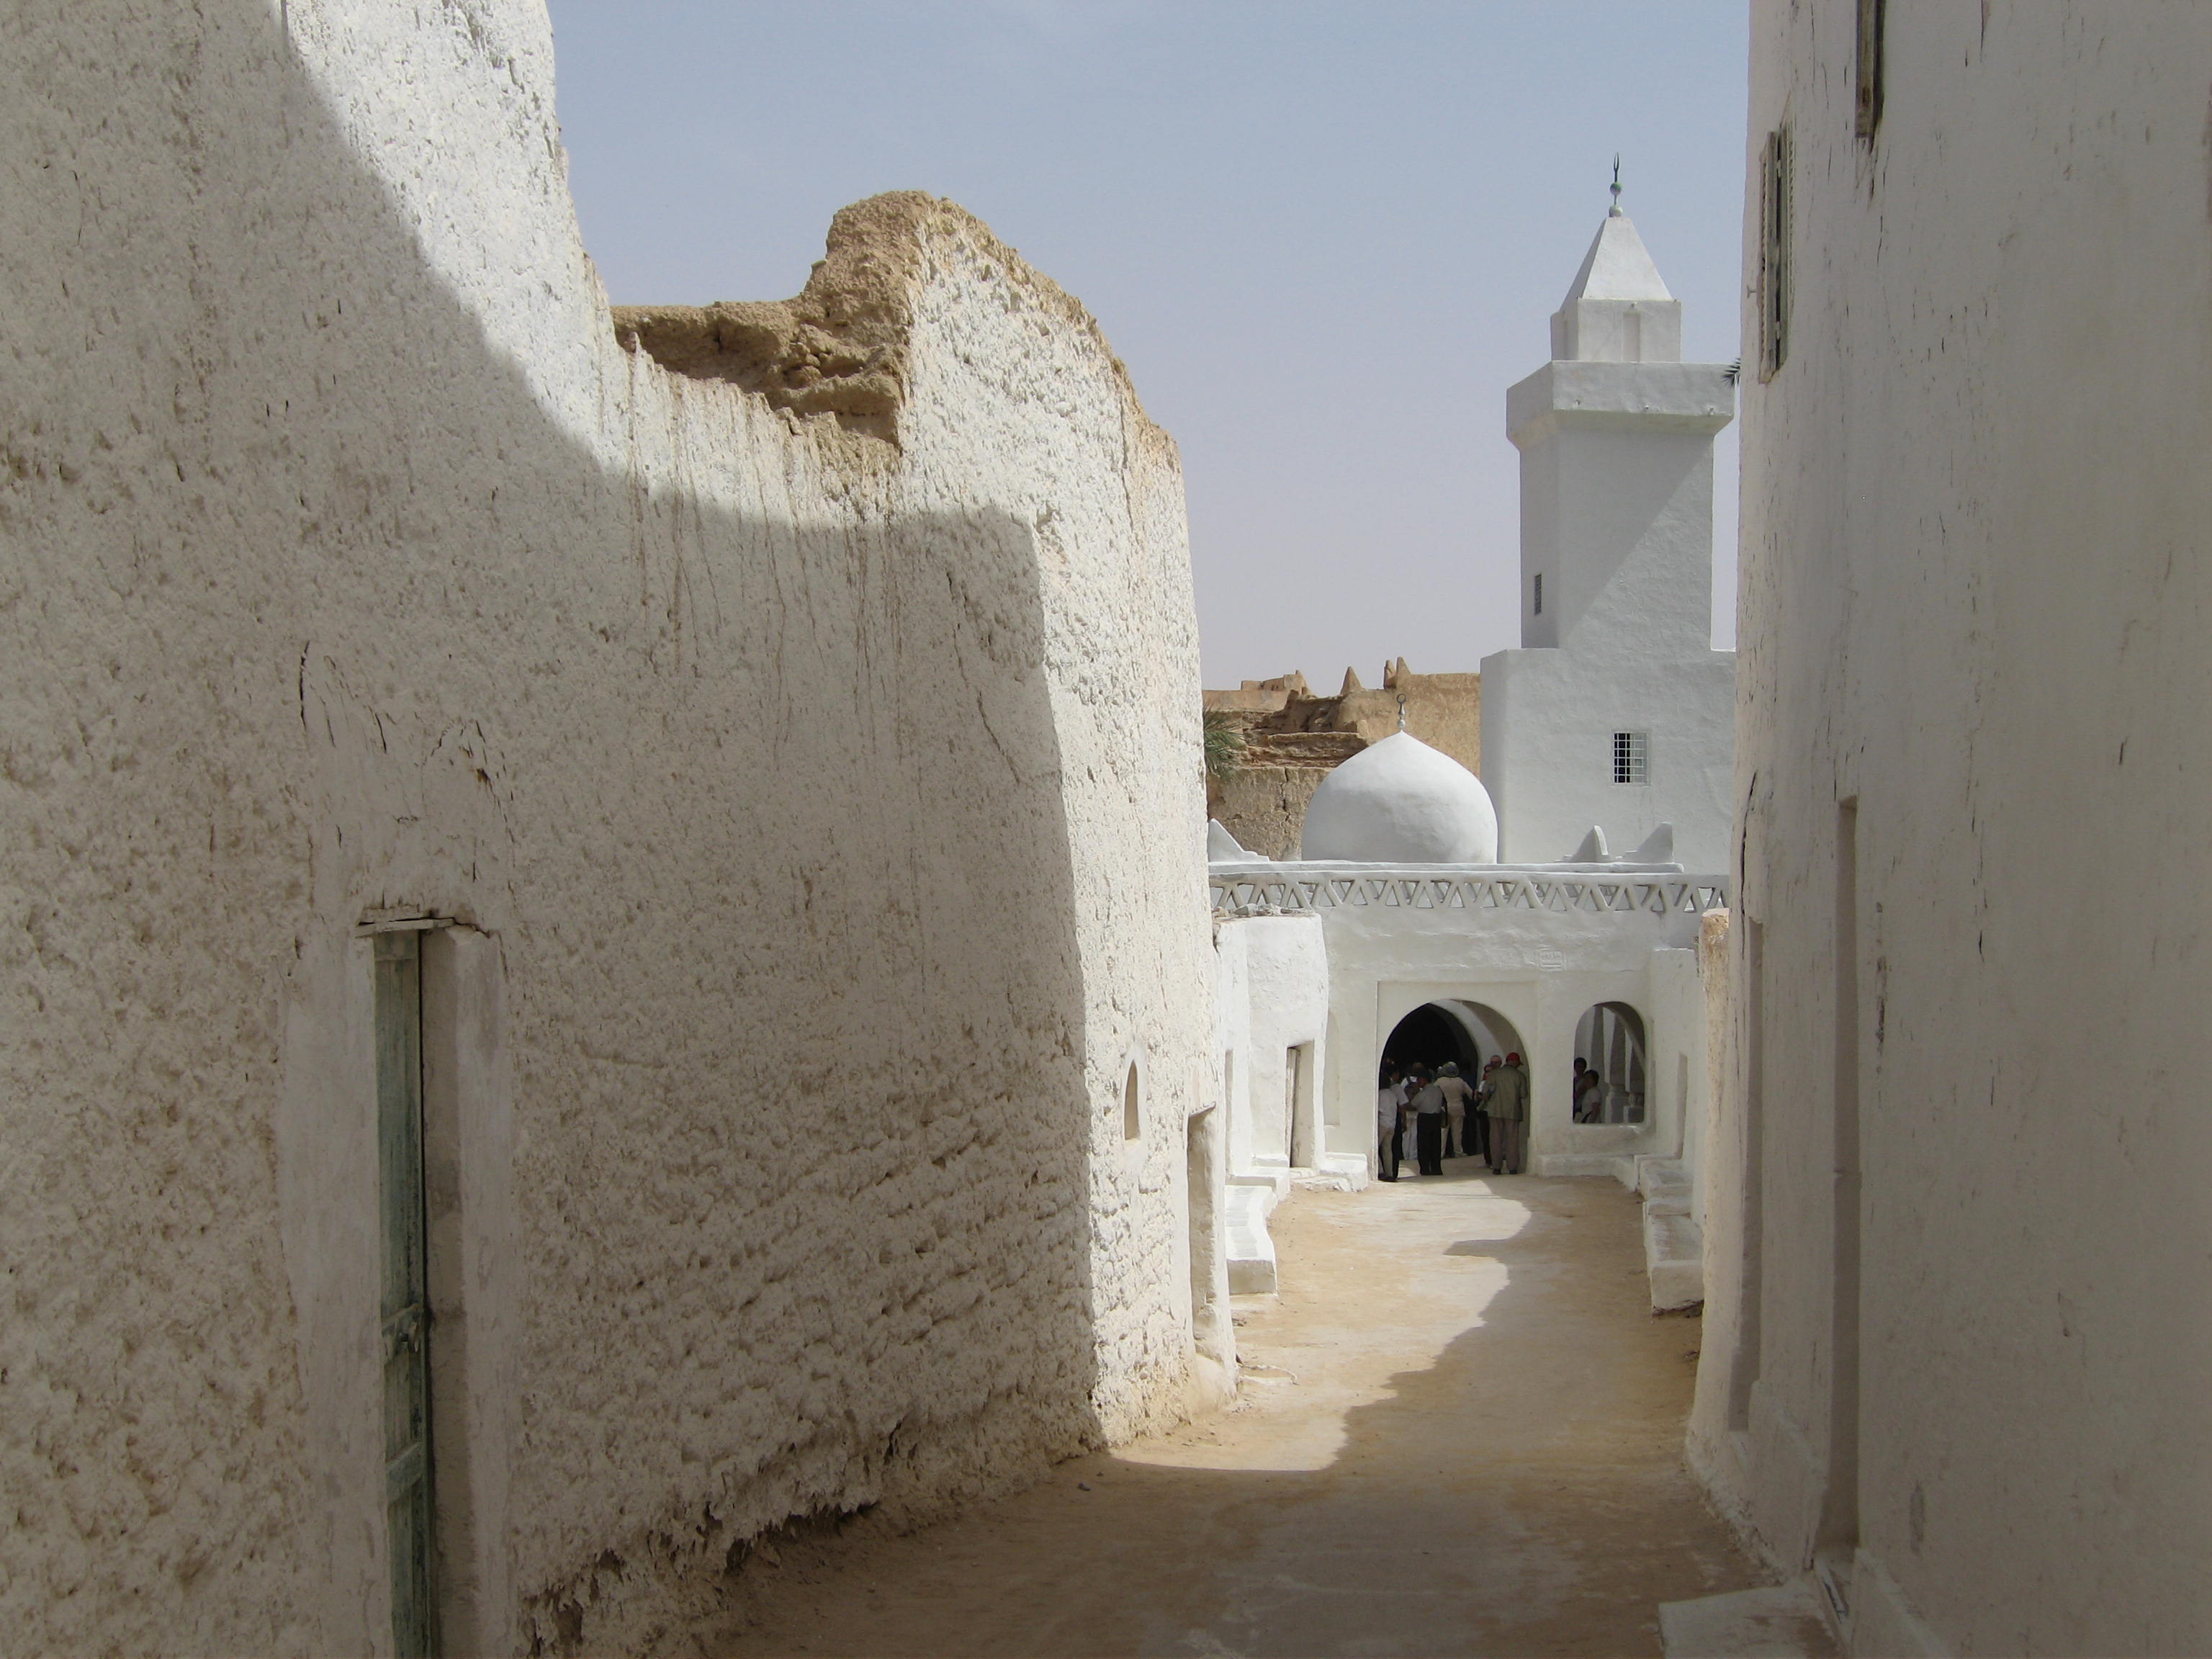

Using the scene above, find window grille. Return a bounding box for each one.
[1612,731,1648,785]
[1533,572,1544,616]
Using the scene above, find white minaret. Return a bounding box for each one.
[1479,182,1737,870]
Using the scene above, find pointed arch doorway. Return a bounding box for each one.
[1379,999,1527,1171]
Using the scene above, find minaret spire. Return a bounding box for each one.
[1548,176,1680,364]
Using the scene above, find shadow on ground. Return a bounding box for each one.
[696,1165,1758,1659]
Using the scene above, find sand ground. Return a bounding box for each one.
[702,1162,1760,1658]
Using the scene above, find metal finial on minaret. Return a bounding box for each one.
[1609,154,1623,217]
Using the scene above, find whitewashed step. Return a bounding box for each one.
[1225,1182,1279,1295]
[1303,1150,1370,1190]
[1228,1168,1291,1209]
[1639,1157,1694,1216]
[1645,1208,1704,1312]
[1535,1151,1640,1182]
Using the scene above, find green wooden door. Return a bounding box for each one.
[374,930,435,1657]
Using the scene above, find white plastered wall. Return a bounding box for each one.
[1483,339,1737,873]
[1645,946,1709,1209]
[1214,916,1329,1176]
[1272,868,1710,1176]
[1696,6,2212,1654]
[1481,645,1737,870]
[0,4,1215,1653]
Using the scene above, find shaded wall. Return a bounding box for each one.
[0,4,1213,1653]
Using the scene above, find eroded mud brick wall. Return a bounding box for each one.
[0,2,1215,1652]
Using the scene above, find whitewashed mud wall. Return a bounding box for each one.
[0,3,1214,1653]
[1698,6,2212,1655]
[1210,914,1329,1176]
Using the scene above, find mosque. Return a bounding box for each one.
[1208,194,1733,1312]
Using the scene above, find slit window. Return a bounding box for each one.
[1758,125,1793,379]
[1855,0,1887,142]
[1533,572,1544,616]
[1612,731,1648,785]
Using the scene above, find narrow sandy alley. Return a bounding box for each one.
[700,1166,1761,1658]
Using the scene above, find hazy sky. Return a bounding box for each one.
[546,1,1748,688]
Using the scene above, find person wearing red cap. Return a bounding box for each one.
[1488,1051,1529,1175]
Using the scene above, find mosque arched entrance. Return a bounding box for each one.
[1379,999,1527,1169]
[1380,999,1524,1079]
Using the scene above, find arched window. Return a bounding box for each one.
[1123,1061,1141,1141]
[1573,1002,1647,1125]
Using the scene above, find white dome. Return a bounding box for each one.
[1298,732,1498,864]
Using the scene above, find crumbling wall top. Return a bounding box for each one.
[612,191,1156,444]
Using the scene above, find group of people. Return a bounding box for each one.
[1376,1051,1528,1180]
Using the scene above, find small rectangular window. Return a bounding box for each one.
[1533,572,1544,616]
[1612,730,1648,785]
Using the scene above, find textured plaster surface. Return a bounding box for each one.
[0,4,1213,1653]
[1709,6,2212,1653]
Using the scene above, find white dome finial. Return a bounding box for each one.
[1609,154,1623,217]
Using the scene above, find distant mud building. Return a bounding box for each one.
[1203,661,1481,859]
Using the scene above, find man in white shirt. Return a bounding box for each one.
[1408,1069,1448,1176]
[1376,1069,1403,1181]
